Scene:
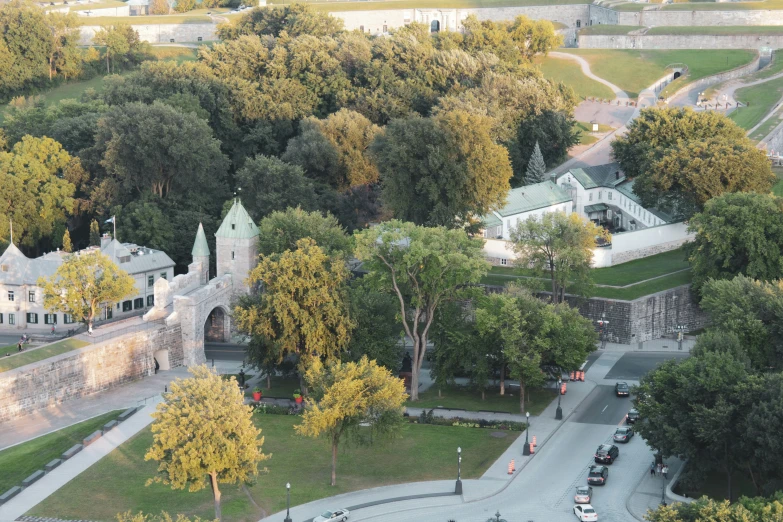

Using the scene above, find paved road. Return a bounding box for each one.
[570,385,631,426]
[204,341,247,362]
[604,352,689,381]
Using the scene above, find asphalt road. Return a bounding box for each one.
[604,352,689,381]
[571,385,632,426]
[204,342,247,362]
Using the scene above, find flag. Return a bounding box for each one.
[104,216,115,224]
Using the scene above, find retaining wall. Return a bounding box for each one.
[665,51,760,101]
[579,33,783,49]
[759,119,783,152]
[0,324,182,422]
[79,23,217,45]
[617,9,783,27]
[75,5,130,16]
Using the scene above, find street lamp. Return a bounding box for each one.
[284,483,292,522]
[660,461,667,507]
[556,379,563,420]
[523,412,531,456]
[677,325,684,351]
[455,447,463,495]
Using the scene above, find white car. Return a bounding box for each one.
[313,509,350,522]
[574,504,598,521]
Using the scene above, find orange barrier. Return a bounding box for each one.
[561,383,567,395]
[532,435,537,447]
[508,460,515,474]
[530,443,535,454]
[570,371,576,381]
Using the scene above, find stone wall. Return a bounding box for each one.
[0,323,182,422]
[579,33,783,49]
[759,119,783,152]
[617,9,783,27]
[665,52,760,101]
[589,5,619,26]
[79,23,217,45]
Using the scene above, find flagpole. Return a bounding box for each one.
[113,216,116,242]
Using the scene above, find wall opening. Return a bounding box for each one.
[204,307,230,343]
[673,71,681,80]
[430,20,440,32]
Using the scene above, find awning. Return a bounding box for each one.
[584,203,610,213]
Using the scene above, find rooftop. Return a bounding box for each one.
[559,163,626,190]
[216,199,259,240]
[493,181,573,218]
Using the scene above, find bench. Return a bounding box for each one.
[45,458,62,472]
[22,469,45,487]
[102,420,119,433]
[61,443,83,460]
[0,486,21,504]
[83,430,102,446]
[118,407,138,422]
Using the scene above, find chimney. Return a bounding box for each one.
[615,171,620,180]
[100,233,112,250]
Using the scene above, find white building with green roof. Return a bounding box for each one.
[481,180,574,240]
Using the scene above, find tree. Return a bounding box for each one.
[543,302,598,372]
[256,207,351,259]
[344,279,404,373]
[113,198,175,253]
[38,251,135,330]
[234,156,320,221]
[218,3,344,40]
[645,495,783,522]
[0,136,80,250]
[354,221,489,400]
[148,0,172,15]
[89,219,101,246]
[687,193,783,296]
[173,0,195,12]
[509,211,609,303]
[145,366,268,521]
[0,0,54,97]
[525,141,547,184]
[92,24,145,74]
[117,512,215,522]
[62,229,72,253]
[372,111,512,228]
[475,293,525,399]
[234,238,354,390]
[295,356,406,486]
[430,300,484,395]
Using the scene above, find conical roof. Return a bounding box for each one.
[215,200,259,239]
[192,222,210,257]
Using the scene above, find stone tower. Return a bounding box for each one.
[215,199,259,295]
[191,222,210,285]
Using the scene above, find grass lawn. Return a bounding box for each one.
[592,247,689,286]
[269,0,590,11]
[80,14,213,24]
[562,49,756,98]
[0,338,90,373]
[30,414,518,520]
[772,167,783,197]
[573,121,615,145]
[749,104,783,141]
[646,25,783,35]
[578,25,638,35]
[537,56,615,100]
[730,76,783,130]
[662,0,783,10]
[590,270,693,300]
[251,375,300,398]
[408,383,556,416]
[611,3,648,11]
[750,52,783,81]
[0,410,121,492]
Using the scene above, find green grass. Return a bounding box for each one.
[251,375,300,398]
[0,410,121,492]
[408,383,556,415]
[592,247,690,286]
[30,414,518,520]
[0,338,90,373]
[730,76,783,130]
[269,0,590,11]
[772,167,783,197]
[578,25,638,35]
[610,3,648,11]
[590,270,693,300]
[750,52,783,81]
[749,104,783,141]
[646,25,783,35]
[662,0,783,10]
[79,14,213,24]
[562,49,757,99]
[69,0,127,10]
[573,121,615,145]
[537,56,615,100]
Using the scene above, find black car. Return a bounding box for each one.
[615,382,630,397]
[626,408,640,424]
[587,465,609,485]
[613,426,634,443]
[594,443,619,464]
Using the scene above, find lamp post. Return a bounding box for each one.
[677,325,684,351]
[455,447,463,495]
[556,379,563,420]
[661,462,667,507]
[284,483,292,522]
[523,412,531,456]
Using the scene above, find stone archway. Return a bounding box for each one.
[430,20,440,32]
[204,307,230,343]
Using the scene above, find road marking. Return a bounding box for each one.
[601,405,608,413]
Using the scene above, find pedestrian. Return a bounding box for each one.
[650,461,655,476]
[17,341,22,352]
[51,324,56,335]
[657,463,662,476]
[663,464,669,479]
[88,324,93,336]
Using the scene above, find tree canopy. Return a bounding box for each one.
[256,207,351,259]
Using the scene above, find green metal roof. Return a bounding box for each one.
[482,213,502,227]
[494,181,573,217]
[584,203,610,213]
[215,200,259,239]
[559,163,625,189]
[192,222,210,257]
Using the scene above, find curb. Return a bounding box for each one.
[666,460,694,504]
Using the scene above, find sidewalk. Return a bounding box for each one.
[627,457,685,521]
[0,398,161,522]
[602,338,696,353]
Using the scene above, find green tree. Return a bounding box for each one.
[89,219,101,246]
[234,156,320,221]
[354,221,489,400]
[372,111,512,228]
[117,511,216,522]
[62,229,72,253]
[145,366,269,521]
[218,3,344,40]
[113,198,175,253]
[93,24,131,74]
[543,302,598,372]
[173,0,195,12]
[344,279,404,373]
[687,193,783,296]
[525,141,547,184]
[295,356,407,486]
[430,300,484,395]
[256,207,351,259]
[44,12,81,81]
[0,0,53,97]
[509,211,610,303]
[234,238,354,390]
[38,251,135,329]
[476,293,525,398]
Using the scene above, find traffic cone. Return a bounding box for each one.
[570,371,575,380]
[530,443,535,454]
[532,435,537,447]
[561,383,567,395]
[580,371,585,381]
[508,460,515,474]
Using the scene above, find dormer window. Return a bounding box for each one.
[231,223,236,230]
[0,265,7,272]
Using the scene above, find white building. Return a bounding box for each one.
[482,180,574,241]
[0,234,174,332]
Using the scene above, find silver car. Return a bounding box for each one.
[313,509,350,522]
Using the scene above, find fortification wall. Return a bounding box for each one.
[79,23,217,44]
[579,33,783,49]
[617,9,783,27]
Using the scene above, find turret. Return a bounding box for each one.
[191,222,210,285]
[215,200,259,295]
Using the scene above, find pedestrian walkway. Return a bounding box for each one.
[0,398,161,522]
[627,457,685,521]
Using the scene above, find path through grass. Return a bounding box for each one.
[409,383,556,415]
[29,414,519,520]
[731,75,783,130]
[0,338,90,373]
[537,56,615,100]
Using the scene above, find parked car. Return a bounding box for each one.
[626,408,640,424]
[594,444,619,464]
[574,485,593,504]
[313,509,349,522]
[574,504,598,521]
[587,465,609,485]
[615,382,629,397]
[613,426,634,443]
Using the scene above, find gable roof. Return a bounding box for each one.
[216,200,259,240]
[0,244,65,285]
[100,240,175,275]
[560,163,625,190]
[493,181,573,217]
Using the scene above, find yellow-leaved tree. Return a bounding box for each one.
[116,512,215,522]
[295,356,407,486]
[145,365,269,521]
[38,250,135,330]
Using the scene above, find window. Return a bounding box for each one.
[147,295,154,307]
[0,265,7,272]
[44,314,57,325]
[148,275,154,287]
[122,300,132,312]
[576,20,581,28]
[7,291,14,302]
[0,313,3,324]
[598,191,602,200]
[64,314,74,324]
[359,25,364,32]
[383,24,388,32]
[26,313,38,324]
[28,291,35,303]
[134,298,144,310]
[106,307,112,320]
[160,272,167,280]
[232,251,235,260]
[608,192,612,200]
[588,193,593,202]
[9,313,15,325]
[500,259,508,266]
